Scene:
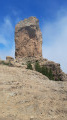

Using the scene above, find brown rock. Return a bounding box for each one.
[43,60,67,81]
[24,58,67,81]
[6,56,14,62]
[14,16,66,81]
[15,16,42,59]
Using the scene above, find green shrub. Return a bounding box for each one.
[27,60,61,81]
[35,61,41,72]
[41,66,54,80]
[35,62,54,80]
[57,76,62,81]
[48,68,54,80]
[27,61,33,70]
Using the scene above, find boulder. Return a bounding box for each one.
[6,56,14,62]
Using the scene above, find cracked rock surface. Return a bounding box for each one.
[15,17,42,58]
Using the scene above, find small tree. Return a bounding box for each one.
[48,68,54,80]
[35,61,41,72]
[45,67,49,77]
[41,66,46,75]
[27,61,33,70]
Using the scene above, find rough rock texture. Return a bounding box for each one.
[14,16,67,81]
[41,60,67,81]
[34,59,67,81]
[12,57,67,81]
[15,17,42,59]
[6,56,14,62]
[0,65,67,120]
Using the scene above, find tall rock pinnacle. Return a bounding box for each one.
[15,17,42,59]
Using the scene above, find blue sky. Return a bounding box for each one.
[0,0,67,73]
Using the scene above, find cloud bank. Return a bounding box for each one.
[42,10,67,73]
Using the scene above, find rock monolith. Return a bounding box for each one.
[15,17,42,59]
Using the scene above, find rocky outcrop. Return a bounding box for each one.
[6,56,14,62]
[42,60,67,81]
[26,58,67,81]
[10,56,67,81]
[14,16,67,81]
[15,17,42,59]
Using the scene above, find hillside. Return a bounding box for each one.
[0,65,67,120]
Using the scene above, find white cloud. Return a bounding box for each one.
[0,16,15,59]
[42,10,67,73]
[0,17,14,45]
[0,35,7,45]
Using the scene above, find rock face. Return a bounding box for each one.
[15,17,42,59]
[42,60,67,81]
[14,16,67,81]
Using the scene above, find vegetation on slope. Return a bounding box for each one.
[27,61,54,80]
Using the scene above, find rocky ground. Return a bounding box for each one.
[0,65,67,120]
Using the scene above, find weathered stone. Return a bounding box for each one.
[22,58,67,81]
[6,56,14,62]
[37,59,67,81]
[15,16,42,59]
[43,60,67,81]
[14,16,67,81]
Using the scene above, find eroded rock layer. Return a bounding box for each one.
[15,17,42,58]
